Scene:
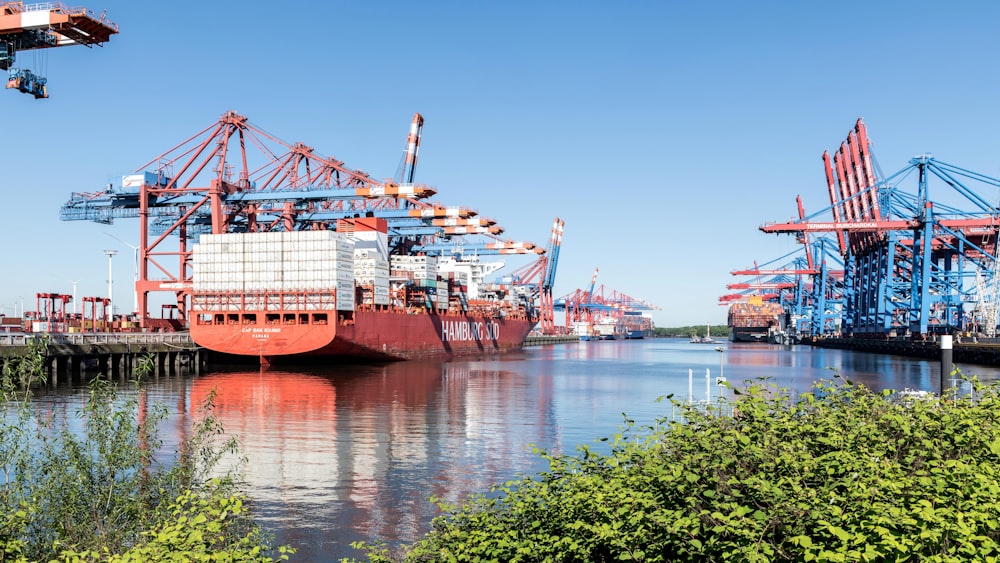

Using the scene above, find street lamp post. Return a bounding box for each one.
[105,233,139,314]
[714,346,727,413]
[714,346,725,381]
[104,250,117,318]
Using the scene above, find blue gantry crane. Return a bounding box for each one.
[761,119,1000,338]
[723,235,845,340]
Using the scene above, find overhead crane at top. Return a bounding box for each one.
[59,111,547,328]
[760,118,1000,338]
[0,1,117,98]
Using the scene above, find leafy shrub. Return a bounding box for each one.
[0,337,292,562]
[351,376,1000,562]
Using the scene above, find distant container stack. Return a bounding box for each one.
[727,299,785,342]
[621,311,654,339]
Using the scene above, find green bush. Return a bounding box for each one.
[350,376,1000,562]
[0,337,292,562]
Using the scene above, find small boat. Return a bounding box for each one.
[690,322,715,344]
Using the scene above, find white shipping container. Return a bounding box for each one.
[352,231,388,258]
[353,257,390,268]
[354,267,391,278]
[336,290,355,311]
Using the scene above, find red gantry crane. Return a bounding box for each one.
[59,111,546,330]
[0,1,117,98]
[503,217,565,334]
[555,268,659,339]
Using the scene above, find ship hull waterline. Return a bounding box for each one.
[729,327,771,343]
[191,309,536,364]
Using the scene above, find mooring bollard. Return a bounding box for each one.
[940,334,953,396]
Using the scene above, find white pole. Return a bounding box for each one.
[105,250,117,318]
[688,368,693,404]
[706,368,711,404]
[717,347,725,379]
[132,246,139,315]
[104,233,138,314]
[70,280,80,316]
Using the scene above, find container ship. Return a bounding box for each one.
[189,217,537,364]
[622,311,654,339]
[727,299,785,343]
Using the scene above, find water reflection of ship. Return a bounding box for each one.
[186,360,556,554]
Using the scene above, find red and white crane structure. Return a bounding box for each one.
[59,111,546,328]
[0,1,117,98]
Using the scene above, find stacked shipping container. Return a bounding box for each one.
[192,231,356,311]
[727,301,785,328]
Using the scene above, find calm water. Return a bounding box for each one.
[31,340,1000,561]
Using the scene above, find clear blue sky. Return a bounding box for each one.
[3,0,1000,328]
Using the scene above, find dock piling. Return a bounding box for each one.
[940,335,953,395]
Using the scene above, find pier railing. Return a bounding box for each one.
[0,332,195,348]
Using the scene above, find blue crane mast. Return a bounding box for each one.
[762,119,1000,338]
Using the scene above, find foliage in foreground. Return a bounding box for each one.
[350,375,1000,562]
[0,336,292,562]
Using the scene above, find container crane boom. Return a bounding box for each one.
[1,1,118,98]
[394,112,424,185]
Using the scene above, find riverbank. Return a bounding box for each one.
[805,335,1000,367]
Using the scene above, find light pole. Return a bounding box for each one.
[105,233,139,314]
[714,346,725,380]
[104,250,117,317]
[714,346,727,412]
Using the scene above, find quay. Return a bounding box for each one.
[805,336,1000,368]
[0,332,206,385]
[0,332,581,385]
[524,334,580,346]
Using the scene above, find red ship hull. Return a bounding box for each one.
[190,308,535,362]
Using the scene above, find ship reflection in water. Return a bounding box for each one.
[188,360,555,558]
[158,339,1000,561]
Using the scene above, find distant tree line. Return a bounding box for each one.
[654,324,727,338]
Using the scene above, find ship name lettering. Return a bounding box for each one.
[440,320,501,342]
[241,327,282,335]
